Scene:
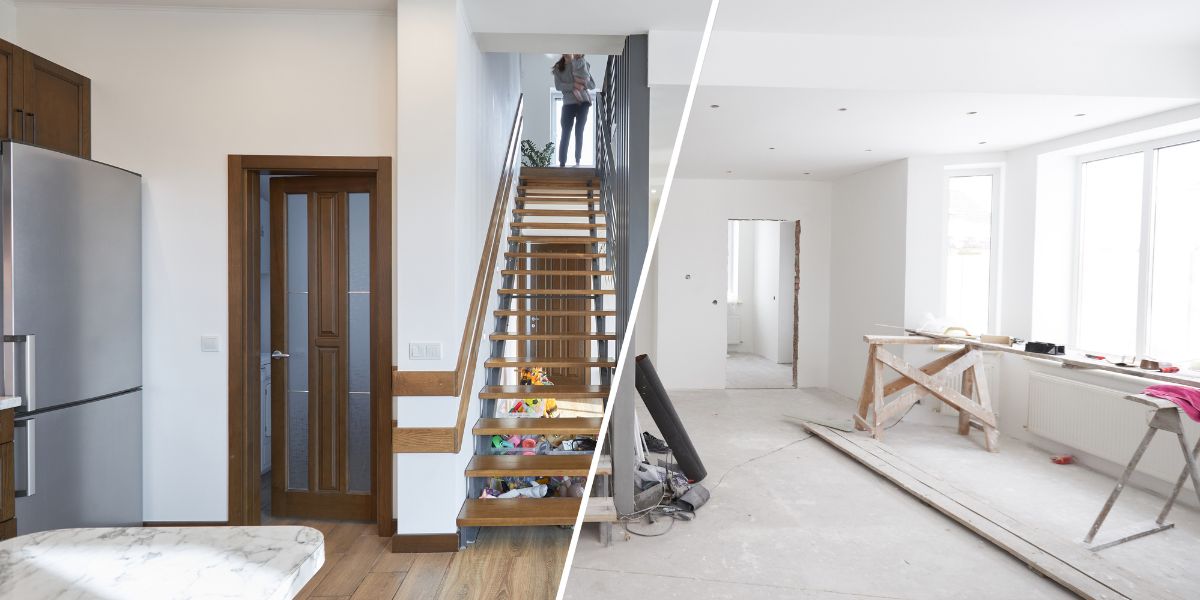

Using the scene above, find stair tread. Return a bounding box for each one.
[502,269,614,276]
[514,209,606,217]
[485,357,616,368]
[498,288,615,296]
[504,251,606,259]
[515,198,600,205]
[457,497,581,527]
[490,333,616,341]
[495,309,616,317]
[512,222,605,230]
[509,235,607,244]
[473,416,604,434]
[466,454,593,477]
[480,385,609,398]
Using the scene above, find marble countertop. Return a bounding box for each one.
[0,526,324,600]
[0,396,20,411]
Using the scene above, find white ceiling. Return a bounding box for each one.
[677,87,1195,181]
[714,0,1200,45]
[463,0,708,35]
[15,0,394,10]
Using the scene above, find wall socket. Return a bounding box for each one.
[200,335,220,352]
[408,342,442,360]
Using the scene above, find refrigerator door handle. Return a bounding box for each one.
[15,419,35,498]
[3,334,36,412]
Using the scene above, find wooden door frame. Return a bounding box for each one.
[228,155,393,537]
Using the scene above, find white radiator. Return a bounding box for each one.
[727,314,742,344]
[931,359,999,417]
[1027,372,1200,483]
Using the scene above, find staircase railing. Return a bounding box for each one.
[595,35,650,516]
[392,96,524,453]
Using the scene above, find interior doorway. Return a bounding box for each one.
[725,219,800,389]
[228,156,393,537]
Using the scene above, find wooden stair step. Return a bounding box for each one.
[508,235,607,244]
[457,497,581,527]
[502,269,614,276]
[504,251,606,260]
[495,309,616,318]
[512,222,605,230]
[485,357,616,369]
[518,184,600,191]
[515,197,599,205]
[514,209,606,217]
[466,454,593,477]
[490,333,616,342]
[473,416,604,435]
[498,288,615,296]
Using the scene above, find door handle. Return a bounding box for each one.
[4,334,37,412]
[25,112,36,144]
[13,109,23,141]
[271,350,290,359]
[15,419,35,498]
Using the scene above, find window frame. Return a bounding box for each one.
[1070,131,1200,358]
[941,166,1003,336]
[727,220,741,304]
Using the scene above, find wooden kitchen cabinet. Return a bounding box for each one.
[0,409,13,541]
[0,36,91,159]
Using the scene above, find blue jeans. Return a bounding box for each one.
[559,102,590,166]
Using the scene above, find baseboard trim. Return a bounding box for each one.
[391,531,461,553]
[142,521,229,527]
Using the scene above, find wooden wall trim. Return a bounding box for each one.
[391,532,461,553]
[392,369,456,396]
[391,420,458,453]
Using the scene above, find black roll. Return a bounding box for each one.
[634,354,708,482]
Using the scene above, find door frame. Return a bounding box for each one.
[725,218,801,389]
[228,155,392,536]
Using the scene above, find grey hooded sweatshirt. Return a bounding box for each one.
[553,56,596,105]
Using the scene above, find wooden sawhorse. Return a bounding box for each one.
[854,335,1000,452]
[1083,393,1200,551]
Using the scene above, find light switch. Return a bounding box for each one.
[408,342,442,360]
[201,335,220,352]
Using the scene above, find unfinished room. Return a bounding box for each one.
[567,1,1200,599]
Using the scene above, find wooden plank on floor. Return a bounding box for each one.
[393,553,453,600]
[312,532,391,597]
[349,571,405,600]
[804,423,1180,600]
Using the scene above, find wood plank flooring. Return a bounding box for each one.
[266,515,569,600]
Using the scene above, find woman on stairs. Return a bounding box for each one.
[552,54,595,167]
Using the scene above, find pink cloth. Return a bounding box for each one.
[1144,385,1200,422]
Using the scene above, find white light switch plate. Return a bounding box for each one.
[200,335,220,352]
[408,342,442,360]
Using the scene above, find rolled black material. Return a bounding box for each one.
[634,354,707,482]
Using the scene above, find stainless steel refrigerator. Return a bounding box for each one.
[2,141,143,534]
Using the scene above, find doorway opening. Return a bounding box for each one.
[519,53,609,168]
[228,156,393,537]
[725,219,800,389]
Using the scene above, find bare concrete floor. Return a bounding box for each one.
[565,387,1200,599]
[725,351,793,389]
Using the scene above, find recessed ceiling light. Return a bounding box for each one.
[865,149,873,152]
[978,141,988,145]
[710,104,720,109]
[803,172,811,176]
[1075,113,1087,117]
[966,111,979,115]
[837,108,848,112]
[769,147,776,150]
[725,170,733,174]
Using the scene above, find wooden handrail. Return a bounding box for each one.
[393,96,524,453]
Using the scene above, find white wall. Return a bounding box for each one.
[654,179,831,390]
[392,0,521,535]
[0,0,16,40]
[828,161,908,399]
[14,4,397,521]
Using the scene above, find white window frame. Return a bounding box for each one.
[1069,130,1200,357]
[941,167,1003,335]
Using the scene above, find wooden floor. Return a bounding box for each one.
[265,515,570,600]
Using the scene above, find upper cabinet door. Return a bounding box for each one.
[20,51,90,159]
[0,40,21,143]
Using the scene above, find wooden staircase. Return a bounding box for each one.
[457,167,616,528]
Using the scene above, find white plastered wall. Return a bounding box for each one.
[12,4,397,521]
[653,179,831,390]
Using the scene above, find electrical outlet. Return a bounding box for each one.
[200,335,220,352]
[409,342,442,360]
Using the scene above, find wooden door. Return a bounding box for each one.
[0,39,20,143]
[20,50,90,158]
[270,176,375,521]
[524,243,592,386]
